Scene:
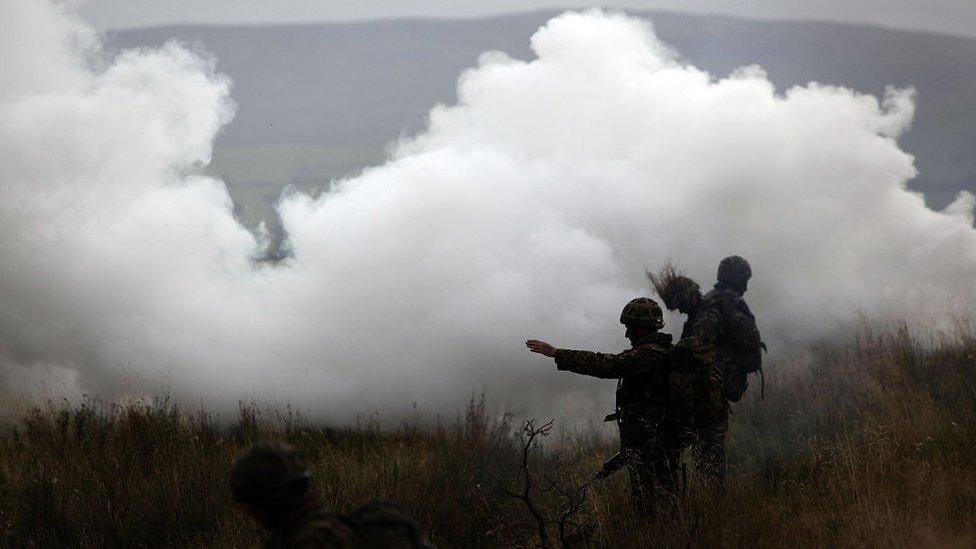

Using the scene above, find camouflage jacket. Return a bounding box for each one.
[265,501,430,549]
[685,285,762,400]
[683,288,755,361]
[554,332,674,414]
[680,293,720,342]
[265,506,358,549]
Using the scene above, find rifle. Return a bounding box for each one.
[591,410,629,481]
[593,450,629,480]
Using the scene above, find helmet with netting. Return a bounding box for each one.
[648,264,701,311]
[717,255,752,287]
[231,440,311,504]
[619,297,664,329]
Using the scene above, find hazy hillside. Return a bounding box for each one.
[107,11,976,235]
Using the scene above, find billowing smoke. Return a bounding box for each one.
[1,2,974,419]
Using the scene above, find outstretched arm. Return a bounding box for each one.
[551,348,654,379]
[527,339,667,379]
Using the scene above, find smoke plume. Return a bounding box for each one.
[1,2,974,419]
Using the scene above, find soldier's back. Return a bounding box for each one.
[698,287,761,402]
[618,334,674,413]
[694,288,747,347]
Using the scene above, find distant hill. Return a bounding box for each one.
[107,10,976,233]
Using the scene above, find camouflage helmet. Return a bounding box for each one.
[231,440,311,504]
[717,255,752,287]
[619,297,664,329]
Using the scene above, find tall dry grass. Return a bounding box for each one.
[0,324,973,547]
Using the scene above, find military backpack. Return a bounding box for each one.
[668,336,724,429]
[702,289,764,402]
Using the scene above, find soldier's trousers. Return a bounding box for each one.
[625,439,683,513]
[692,414,727,487]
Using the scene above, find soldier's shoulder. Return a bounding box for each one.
[703,288,751,312]
[703,287,737,303]
[674,335,710,349]
[674,335,715,355]
[626,345,669,357]
[350,501,430,548]
[631,333,673,354]
[284,509,359,548]
[694,295,725,320]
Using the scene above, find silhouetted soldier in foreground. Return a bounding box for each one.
[231,440,430,548]
[527,298,690,512]
[650,257,763,484]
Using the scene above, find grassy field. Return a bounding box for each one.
[1,324,973,547]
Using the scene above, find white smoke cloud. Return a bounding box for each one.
[1,3,974,419]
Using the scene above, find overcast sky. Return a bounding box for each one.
[80,0,976,39]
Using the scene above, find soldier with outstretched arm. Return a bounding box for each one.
[526,298,685,513]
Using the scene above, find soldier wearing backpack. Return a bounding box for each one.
[649,257,763,484]
[231,440,432,548]
[703,256,763,401]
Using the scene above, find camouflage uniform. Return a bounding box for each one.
[682,256,762,484]
[680,293,729,484]
[264,501,428,549]
[555,330,684,510]
[264,507,359,549]
[232,441,430,549]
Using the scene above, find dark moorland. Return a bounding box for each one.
[4,324,974,547]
